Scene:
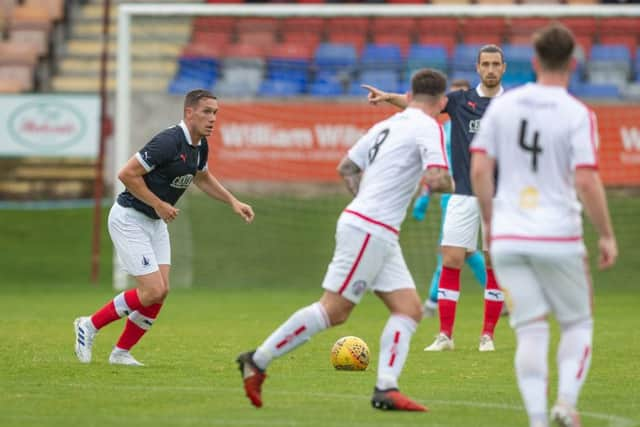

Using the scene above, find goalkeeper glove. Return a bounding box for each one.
[412,186,431,221]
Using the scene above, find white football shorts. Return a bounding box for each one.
[441,194,485,251]
[108,202,171,276]
[322,223,415,304]
[491,252,592,329]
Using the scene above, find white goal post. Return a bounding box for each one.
[113,3,640,290]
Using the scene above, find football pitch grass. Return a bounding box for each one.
[1,192,639,426]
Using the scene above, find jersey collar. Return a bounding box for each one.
[475,84,504,98]
[178,120,201,146]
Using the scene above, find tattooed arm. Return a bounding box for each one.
[337,155,362,196]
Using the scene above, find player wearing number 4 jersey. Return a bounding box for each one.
[471,23,617,427]
[237,69,453,412]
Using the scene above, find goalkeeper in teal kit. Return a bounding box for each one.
[412,79,486,317]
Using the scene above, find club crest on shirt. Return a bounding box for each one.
[468,119,481,134]
[170,174,194,189]
[351,280,367,296]
[519,186,539,209]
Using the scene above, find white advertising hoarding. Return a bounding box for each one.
[0,95,99,158]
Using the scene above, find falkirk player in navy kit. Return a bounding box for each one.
[73,89,254,366]
[364,45,507,352]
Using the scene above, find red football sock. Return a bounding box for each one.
[91,289,143,330]
[115,303,163,351]
[482,269,504,338]
[438,266,461,338]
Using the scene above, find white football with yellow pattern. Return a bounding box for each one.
[330,336,370,371]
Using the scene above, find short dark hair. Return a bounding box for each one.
[476,44,504,64]
[184,89,216,110]
[450,78,471,91]
[533,23,575,71]
[411,68,447,99]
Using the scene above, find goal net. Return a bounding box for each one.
[113,3,640,290]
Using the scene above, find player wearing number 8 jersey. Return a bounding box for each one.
[364,45,507,352]
[471,23,617,427]
[237,69,453,412]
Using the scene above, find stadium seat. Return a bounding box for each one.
[570,82,620,99]
[557,18,596,37]
[452,44,484,73]
[599,36,637,60]
[460,17,507,45]
[258,79,304,97]
[349,69,399,95]
[9,5,52,57]
[598,17,640,38]
[406,44,449,76]
[309,79,345,97]
[192,16,235,34]
[325,17,369,35]
[281,17,325,34]
[507,17,552,45]
[359,43,403,71]
[371,33,413,58]
[0,41,38,92]
[371,17,417,38]
[315,43,358,70]
[327,32,367,55]
[587,44,631,89]
[501,44,535,87]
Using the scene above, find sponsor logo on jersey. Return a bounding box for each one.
[170,174,194,189]
[467,101,477,110]
[469,119,481,134]
[180,153,186,162]
[142,255,150,267]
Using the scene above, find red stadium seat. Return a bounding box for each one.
[507,17,552,45]
[371,17,417,36]
[416,17,459,38]
[460,17,507,44]
[268,42,314,60]
[557,17,596,36]
[235,17,279,33]
[598,18,640,37]
[328,32,367,54]
[416,34,457,57]
[223,42,268,59]
[281,31,322,52]
[281,17,325,34]
[325,17,369,35]
[192,17,235,34]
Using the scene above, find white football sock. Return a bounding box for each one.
[515,320,550,424]
[253,302,330,370]
[557,318,593,407]
[376,314,417,391]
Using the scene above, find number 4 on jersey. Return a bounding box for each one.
[519,119,542,172]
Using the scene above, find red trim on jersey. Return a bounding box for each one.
[338,233,371,295]
[587,110,598,166]
[343,209,399,235]
[576,346,591,379]
[427,164,448,169]
[575,163,598,170]
[438,124,449,167]
[388,331,401,367]
[491,235,582,242]
[470,147,487,153]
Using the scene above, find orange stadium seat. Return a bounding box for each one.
[9,6,52,57]
[25,0,63,22]
[0,41,38,91]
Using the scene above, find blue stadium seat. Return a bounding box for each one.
[258,79,305,97]
[590,44,631,62]
[168,57,219,94]
[314,43,358,69]
[570,83,620,99]
[501,44,535,88]
[349,69,399,96]
[450,71,480,88]
[267,58,309,85]
[359,43,403,71]
[406,44,449,77]
[452,44,483,73]
[309,79,345,97]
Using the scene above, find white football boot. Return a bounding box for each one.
[109,348,144,366]
[422,299,437,318]
[478,334,496,352]
[424,333,454,351]
[74,317,97,363]
[551,401,581,427]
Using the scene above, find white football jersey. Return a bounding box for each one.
[340,107,448,242]
[471,83,599,255]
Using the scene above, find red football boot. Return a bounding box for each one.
[236,351,267,408]
[371,388,428,412]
